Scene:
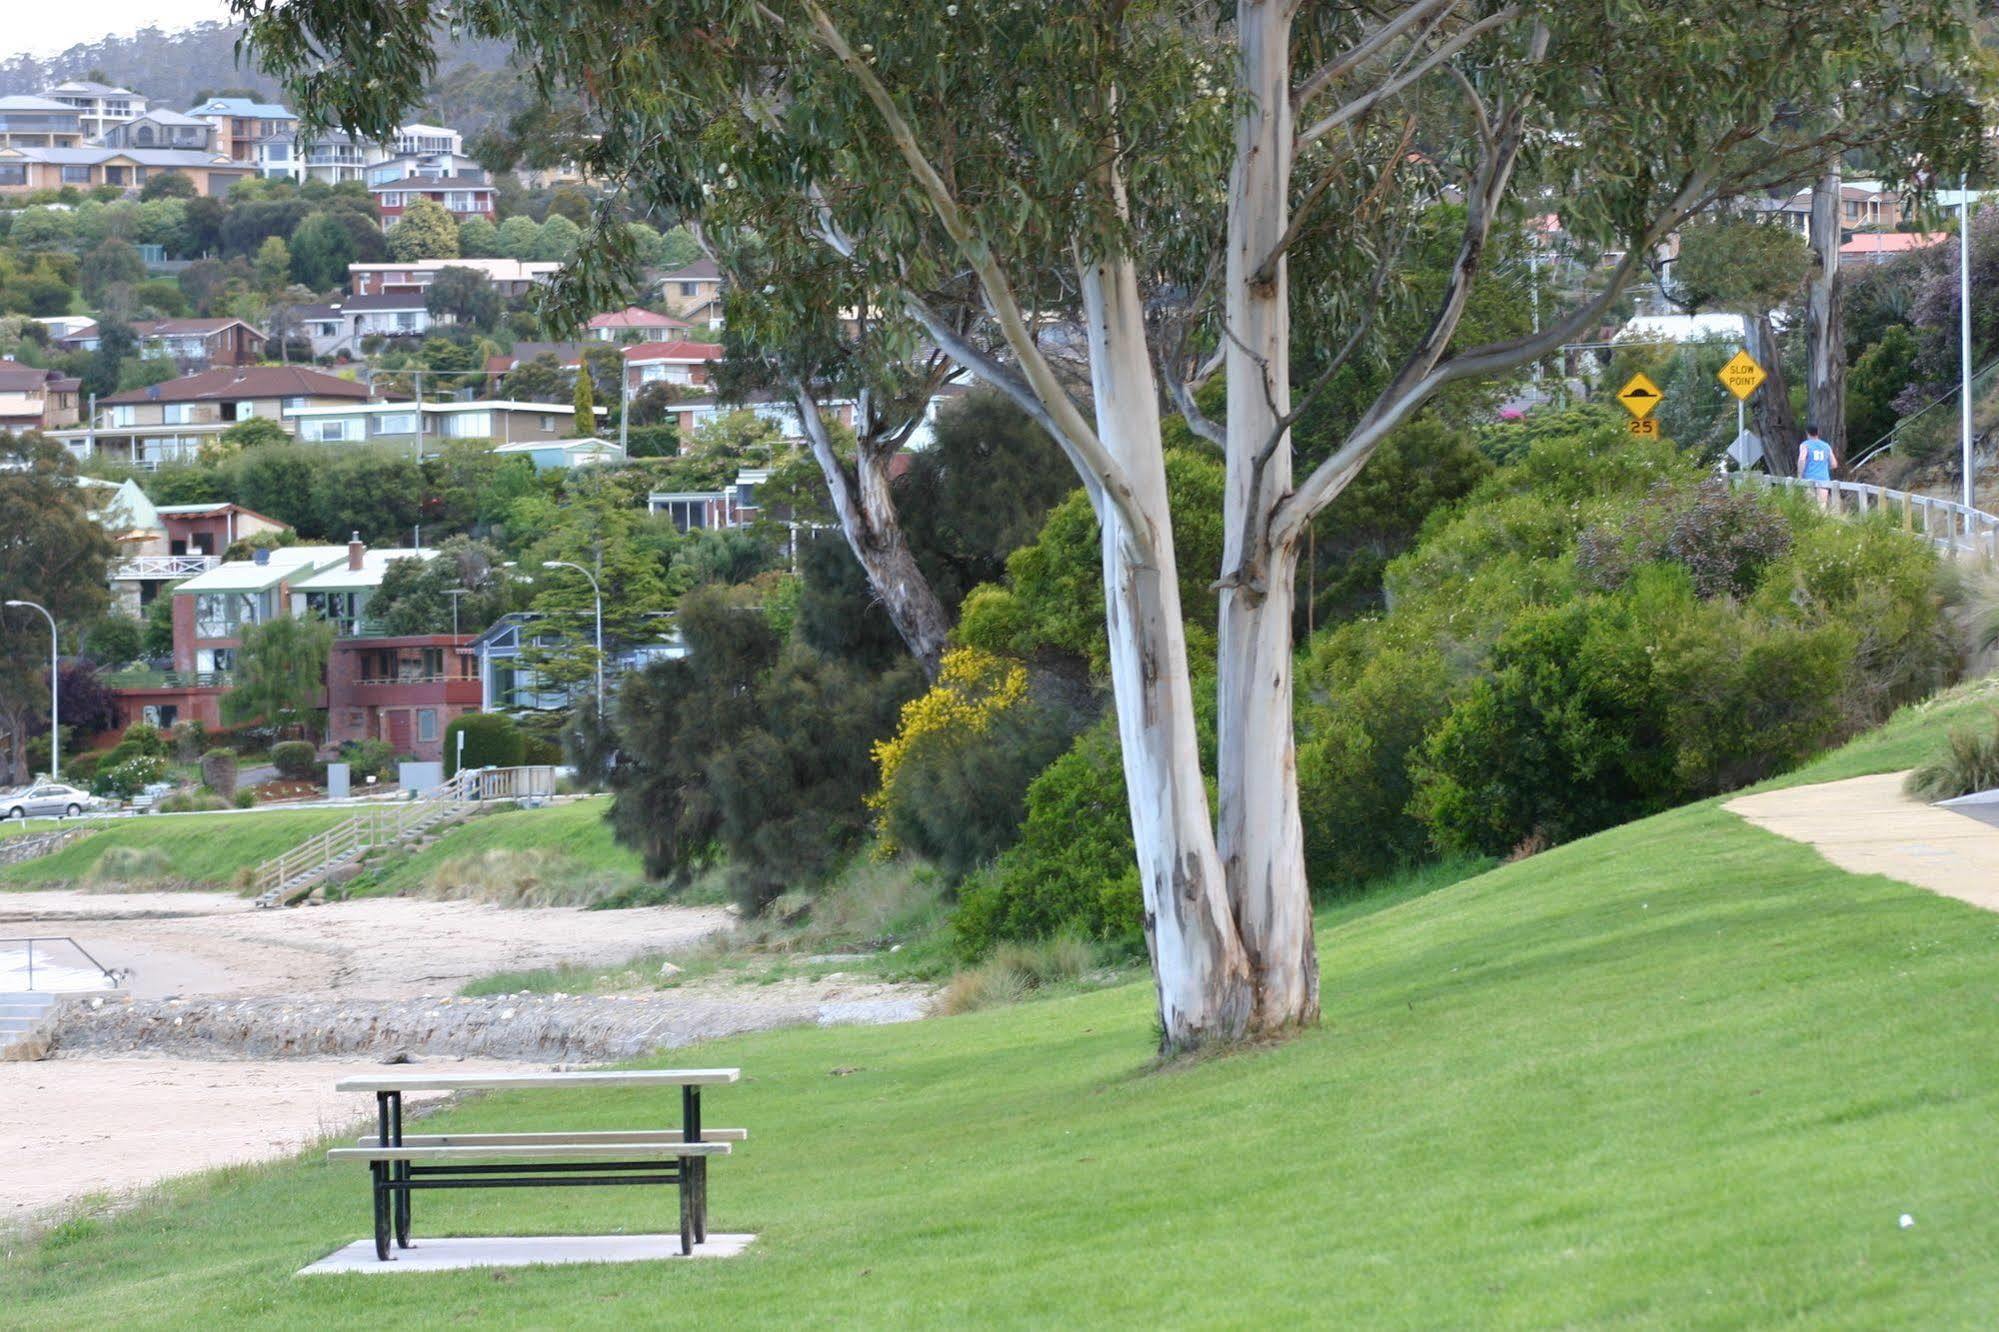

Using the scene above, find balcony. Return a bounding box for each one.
[113,554,219,580]
[103,668,233,690]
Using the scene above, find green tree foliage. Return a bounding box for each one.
[457,217,500,258]
[133,278,189,317]
[254,236,291,292]
[0,435,114,781]
[80,239,146,307]
[957,449,1225,674]
[310,449,424,545]
[1846,325,1919,454]
[895,388,1077,609]
[83,615,145,667]
[386,197,460,261]
[220,416,291,452]
[140,171,197,201]
[1673,218,1812,315]
[270,739,316,780]
[502,353,570,403]
[368,537,509,637]
[221,615,333,739]
[606,584,921,910]
[81,322,132,400]
[287,213,357,290]
[570,358,595,436]
[529,213,580,263]
[230,444,319,531]
[494,214,539,260]
[424,265,501,332]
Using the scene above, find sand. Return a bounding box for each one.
[0,1054,542,1224]
[0,891,734,1000]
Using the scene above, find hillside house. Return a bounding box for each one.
[348,258,560,298]
[44,81,146,140]
[284,398,601,449]
[657,258,724,328]
[0,361,80,434]
[52,365,371,468]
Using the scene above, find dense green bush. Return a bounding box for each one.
[444,712,525,777]
[1291,425,1957,888]
[198,748,237,797]
[115,722,166,759]
[337,738,397,783]
[954,721,1144,960]
[270,740,317,781]
[63,751,103,783]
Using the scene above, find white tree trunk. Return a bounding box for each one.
[1807,161,1846,459]
[1216,0,1319,1033]
[1080,253,1252,1050]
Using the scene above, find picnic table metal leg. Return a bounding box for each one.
[390,1091,411,1248]
[683,1085,706,1245]
[373,1092,396,1261]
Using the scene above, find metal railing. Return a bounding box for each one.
[112,554,219,580]
[0,824,99,868]
[1,936,120,990]
[1737,475,1999,559]
[248,765,557,908]
[102,668,233,690]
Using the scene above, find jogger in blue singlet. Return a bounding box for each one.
[1797,424,1838,510]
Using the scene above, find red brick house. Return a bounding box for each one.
[129,318,266,369]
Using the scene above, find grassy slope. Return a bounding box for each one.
[0,808,353,889]
[346,797,638,897]
[8,692,1999,1324]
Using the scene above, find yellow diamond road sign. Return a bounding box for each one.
[1717,349,1767,400]
[1617,372,1664,419]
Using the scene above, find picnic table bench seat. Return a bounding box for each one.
[330,1069,741,1262]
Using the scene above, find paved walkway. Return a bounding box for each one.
[1725,771,1999,914]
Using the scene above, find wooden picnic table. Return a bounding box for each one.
[329,1068,742,1261]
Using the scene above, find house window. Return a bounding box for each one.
[162,403,192,424]
[109,405,137,427]
[284,396,307,410]
[300,418,351,442]
[395,312,417,331]
[380,191,402,207]
[374,413,417,435]
[679,282,699,297]
[540,415,555,431]
[417,709,438,742]
[61,165,93,184]
[442,412,490,438]
[0,166,25,186]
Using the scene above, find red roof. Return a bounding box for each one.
[586,306,689,331]
[621,340,724,363]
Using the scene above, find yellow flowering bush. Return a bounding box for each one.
[868,647,1029,849]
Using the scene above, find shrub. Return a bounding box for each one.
[337,737,397,784]
[116,722,166,759]
[199,748,238,797]
[82,615,144,667]
[63,751,103,783]
[937,936,1096,1016]
[1906,712,1999,802]
[233,789,257,809]
[168,720,210,763]
[270,740,317,781]
[953,722,1145,959]
[85,844,174,886]
[90,755,167,799]
[522,733,563,766]
[444,712,525,777]
[869,648,1028,847]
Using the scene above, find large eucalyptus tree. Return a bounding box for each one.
[239,0,1987,1051]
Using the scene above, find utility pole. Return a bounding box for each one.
[619,350,630,454]
[413,366,425,464]
[1961,175,1975,509]
[445,587,468,639]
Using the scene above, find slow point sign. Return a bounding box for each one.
[1717,349,1767,400]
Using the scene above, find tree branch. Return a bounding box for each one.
[799,0,1146,536]
[1296,6,1519,151]
[1292,0,1462,112]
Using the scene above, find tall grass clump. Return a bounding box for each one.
[420,849,642,908]
[937,935,1098,1016]
[84,845,176,888]
[1905,711,1999,801]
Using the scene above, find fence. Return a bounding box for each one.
[1738,475,1999,559]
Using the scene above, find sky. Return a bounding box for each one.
[5,2,235,61]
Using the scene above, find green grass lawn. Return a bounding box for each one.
[0,808,353,890]
[344,796,639,898]
[6,693,1999,1324]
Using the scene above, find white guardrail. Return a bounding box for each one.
[1738,475,1999,559]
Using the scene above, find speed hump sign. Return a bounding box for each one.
[1616,373,1663,419]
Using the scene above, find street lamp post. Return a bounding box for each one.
[540,561,604,705]
[1961,175,1976,510]
[445,587,469,640]
[4,599,58,782]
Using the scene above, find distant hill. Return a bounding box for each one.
[0,21,530,139]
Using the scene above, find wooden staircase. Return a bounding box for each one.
[248,766,557,908]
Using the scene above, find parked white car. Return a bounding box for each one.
[1,782,98,820]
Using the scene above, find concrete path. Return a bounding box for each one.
[1725,771,1999,914]
[301,1232,756,1275]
